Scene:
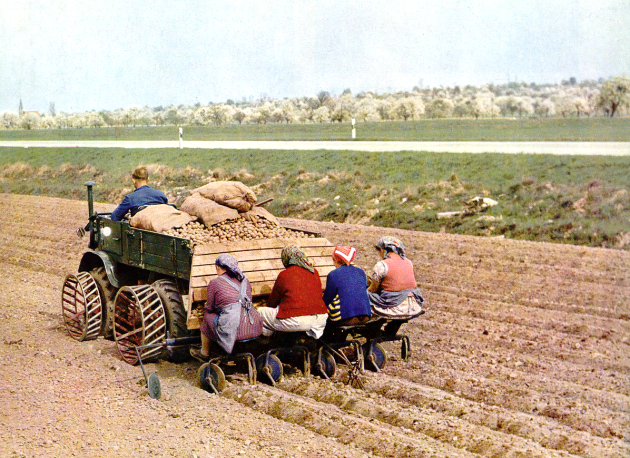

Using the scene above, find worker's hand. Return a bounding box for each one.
[366,276,380,293]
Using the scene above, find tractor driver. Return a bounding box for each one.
[110,166,168,221]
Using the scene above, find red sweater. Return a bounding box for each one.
[267,266,327,319]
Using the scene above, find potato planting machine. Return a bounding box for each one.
[62,182,414,398]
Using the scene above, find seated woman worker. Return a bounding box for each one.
[257,245,328,339]
[190,254,263,362]
[323,246,371,326]
[367,236,424,334]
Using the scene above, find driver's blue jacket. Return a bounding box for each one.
[110,185,168,221]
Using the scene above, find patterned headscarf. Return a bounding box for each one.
[332,246,356,266]
[376,236,406,259]
[281,245,315,273]
[215,254,245,281]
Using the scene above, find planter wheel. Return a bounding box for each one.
[61,272,102,342]
[113,285,166,365]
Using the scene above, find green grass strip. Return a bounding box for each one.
[1,117,629,141]
[1,147,628,250]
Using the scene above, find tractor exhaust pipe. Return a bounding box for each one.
[80,181,97,248]
[84,181,96,218]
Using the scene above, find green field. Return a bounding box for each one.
[1,117,629,141]
[1,143,628,250]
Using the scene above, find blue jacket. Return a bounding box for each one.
[110,185,168,221]
[323,265,371,322]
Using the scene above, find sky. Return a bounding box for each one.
[1,0,629,114]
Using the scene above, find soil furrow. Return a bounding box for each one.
[422,295,629,343]
[388,357,628,439]
[407,336,629,396]
[278,376,627,458]
[406,344,630,410]
[422,277,628,315]
[414,312,630,377]
[222,381,497,458]
[347,371,630,458]
[423,282,628,319]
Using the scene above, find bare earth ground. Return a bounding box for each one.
[0,193,628,458]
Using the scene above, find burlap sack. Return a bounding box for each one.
[193,181,257,212]
[129,204,195,233]
[180,193,239,227]
[240,206,279,225]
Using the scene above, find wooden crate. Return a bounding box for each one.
[186,237,335,330]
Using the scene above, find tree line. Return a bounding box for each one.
[2,76,628,130]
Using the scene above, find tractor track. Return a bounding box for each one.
[1,193,629,458]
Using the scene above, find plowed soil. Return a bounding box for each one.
[0,193,628,458]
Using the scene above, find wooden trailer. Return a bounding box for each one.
[186,236,336,329]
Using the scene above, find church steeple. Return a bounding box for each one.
[19,99,23,116]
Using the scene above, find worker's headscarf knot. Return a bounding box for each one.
[215,254,245,281]
[332,246,356,266]
[376,236,406,259]
[281,245,315,273]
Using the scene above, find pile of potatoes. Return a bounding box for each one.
[190,304,205,321]
[163,214,314,247]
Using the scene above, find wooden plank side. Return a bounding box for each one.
[186,236,335,330]
[188,317,201,329]
[192,237,331,256]
[143,252,175,270]
[190,265,336,303]
[190,256,333,277]
[191,280,276,302]
[177,260,192,277]
[190,264,335,289]
[192,245,334,267]
[191,268,283,289]
[142,237,174,254]
[137,231,193,276]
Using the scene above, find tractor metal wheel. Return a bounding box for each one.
[197,362,226,393]
[315,349,337,379]
[61,272,102,341]
[255,354,283,386]
[89,267,117,339]
[364,342,388,372]
[113,285,167,365]
[151,279,191,362]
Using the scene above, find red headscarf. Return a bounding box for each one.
[332,246,356,266]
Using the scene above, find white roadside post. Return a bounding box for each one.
[352,118,356,139]
[179,127,183,149]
